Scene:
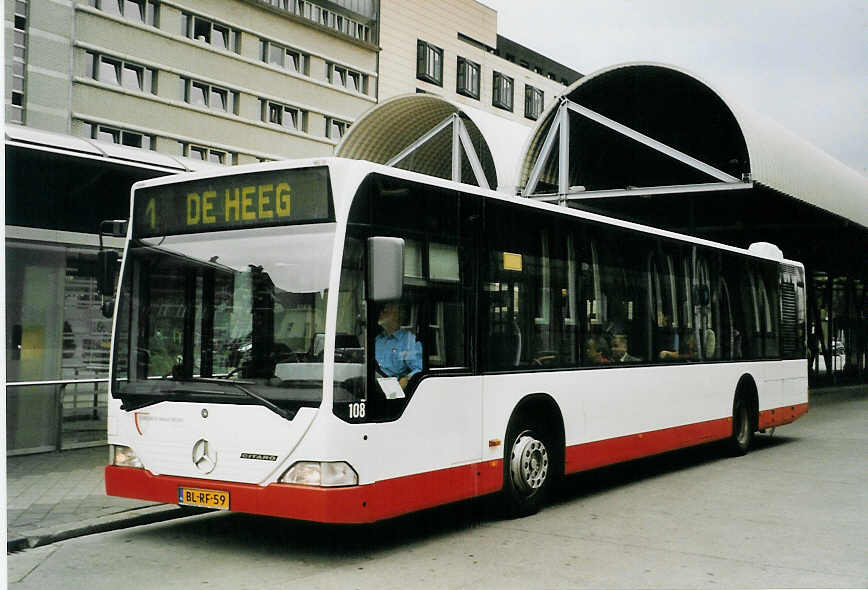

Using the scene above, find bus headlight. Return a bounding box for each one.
[279,461,358,487]
[112,445,143,468]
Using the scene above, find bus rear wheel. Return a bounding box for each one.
[727,396,754,456]
[502,423,553,517]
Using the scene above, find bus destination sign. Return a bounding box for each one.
[132,166,332,237]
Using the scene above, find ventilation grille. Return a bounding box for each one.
[780,282,798,356]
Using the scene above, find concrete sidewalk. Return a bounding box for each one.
[5,384,866,552]
[6,446,189,552]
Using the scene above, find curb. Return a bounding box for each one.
[7,504,199,553]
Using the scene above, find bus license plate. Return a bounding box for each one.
[178,487,229,510]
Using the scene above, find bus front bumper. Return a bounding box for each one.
[105,461,503,524]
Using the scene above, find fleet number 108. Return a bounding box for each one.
[348,402,365,419]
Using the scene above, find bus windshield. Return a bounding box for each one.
[111,224,336,417]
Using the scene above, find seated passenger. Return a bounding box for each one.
[587,321,641,364]
[585,333,612,364]
[610,333,642,363]
[375,302,422,389]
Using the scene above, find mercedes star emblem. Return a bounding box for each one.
[191,438,217,474]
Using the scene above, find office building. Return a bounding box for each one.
[4,0,578,453]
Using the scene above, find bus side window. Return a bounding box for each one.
[742,264,765,359]
[482,207,579,371]
[650,247,682,362]
[583,228,648,366]
[760,262,780,358]
[719,276,737,360]
[560,233,579,366]
[581,240,604,365]
[695,253,720,361]
[721,254,748,360]
[426,241,464,368]
[333,236,367,414]
[680,255,696,360]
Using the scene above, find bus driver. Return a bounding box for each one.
[375,302,423,389]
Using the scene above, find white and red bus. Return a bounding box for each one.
[105,158,808,521]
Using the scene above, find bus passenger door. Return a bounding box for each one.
[390,192,483,471]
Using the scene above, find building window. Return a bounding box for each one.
[492,72,514,112]
[525,85,544,120]
[456,57,480,99]
[290,1,371,42]
[325,117,349,140]
[182,78,238,114]
[181,12,239,53]
[416,40,443,86]
[327,63,368,94]
[82,121,154,149]
[10,0,28,123]
[260,99,306,132]
[260,39,308,75]
[87,52,157,94]
[89,0,159,25]
[179,142,235,165]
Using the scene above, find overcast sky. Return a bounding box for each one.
[480,0,867,175]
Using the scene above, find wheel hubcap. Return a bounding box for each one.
[510,433,549,495]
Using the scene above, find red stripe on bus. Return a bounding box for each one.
[564,416,733,474]
[758,402,808,430]
[563,402,808,474]
[105,458,503,524]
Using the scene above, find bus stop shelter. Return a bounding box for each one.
[517,62,867,384]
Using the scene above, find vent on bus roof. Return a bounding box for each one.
[748,242,783,260]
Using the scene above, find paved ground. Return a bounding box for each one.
[6,446,186,552]
[5,384,865,554]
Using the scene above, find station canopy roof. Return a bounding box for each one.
[5,126,223,236]
[518,62,868,229]
[5,125,220,173]
[336,94,531,193]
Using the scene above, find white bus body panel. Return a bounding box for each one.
[290,376,483,485]
[477,360,807,464]
[108,398,317,484]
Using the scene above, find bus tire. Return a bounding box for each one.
[727,395,754,456]
[502,417,554,517]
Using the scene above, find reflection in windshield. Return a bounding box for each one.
[112,225,335,412]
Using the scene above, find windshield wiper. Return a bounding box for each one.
[173,377,296,421]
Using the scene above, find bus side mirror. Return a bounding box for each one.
[96,218,127,317]
[97,250,120,297]
[97,250,120,318]
[367,237,403,302]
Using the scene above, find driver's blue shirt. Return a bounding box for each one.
[375,329,423,379]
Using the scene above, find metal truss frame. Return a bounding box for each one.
[385,113,490,189]
[522,98,745,201]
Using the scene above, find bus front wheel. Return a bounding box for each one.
[502,422,553,517]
